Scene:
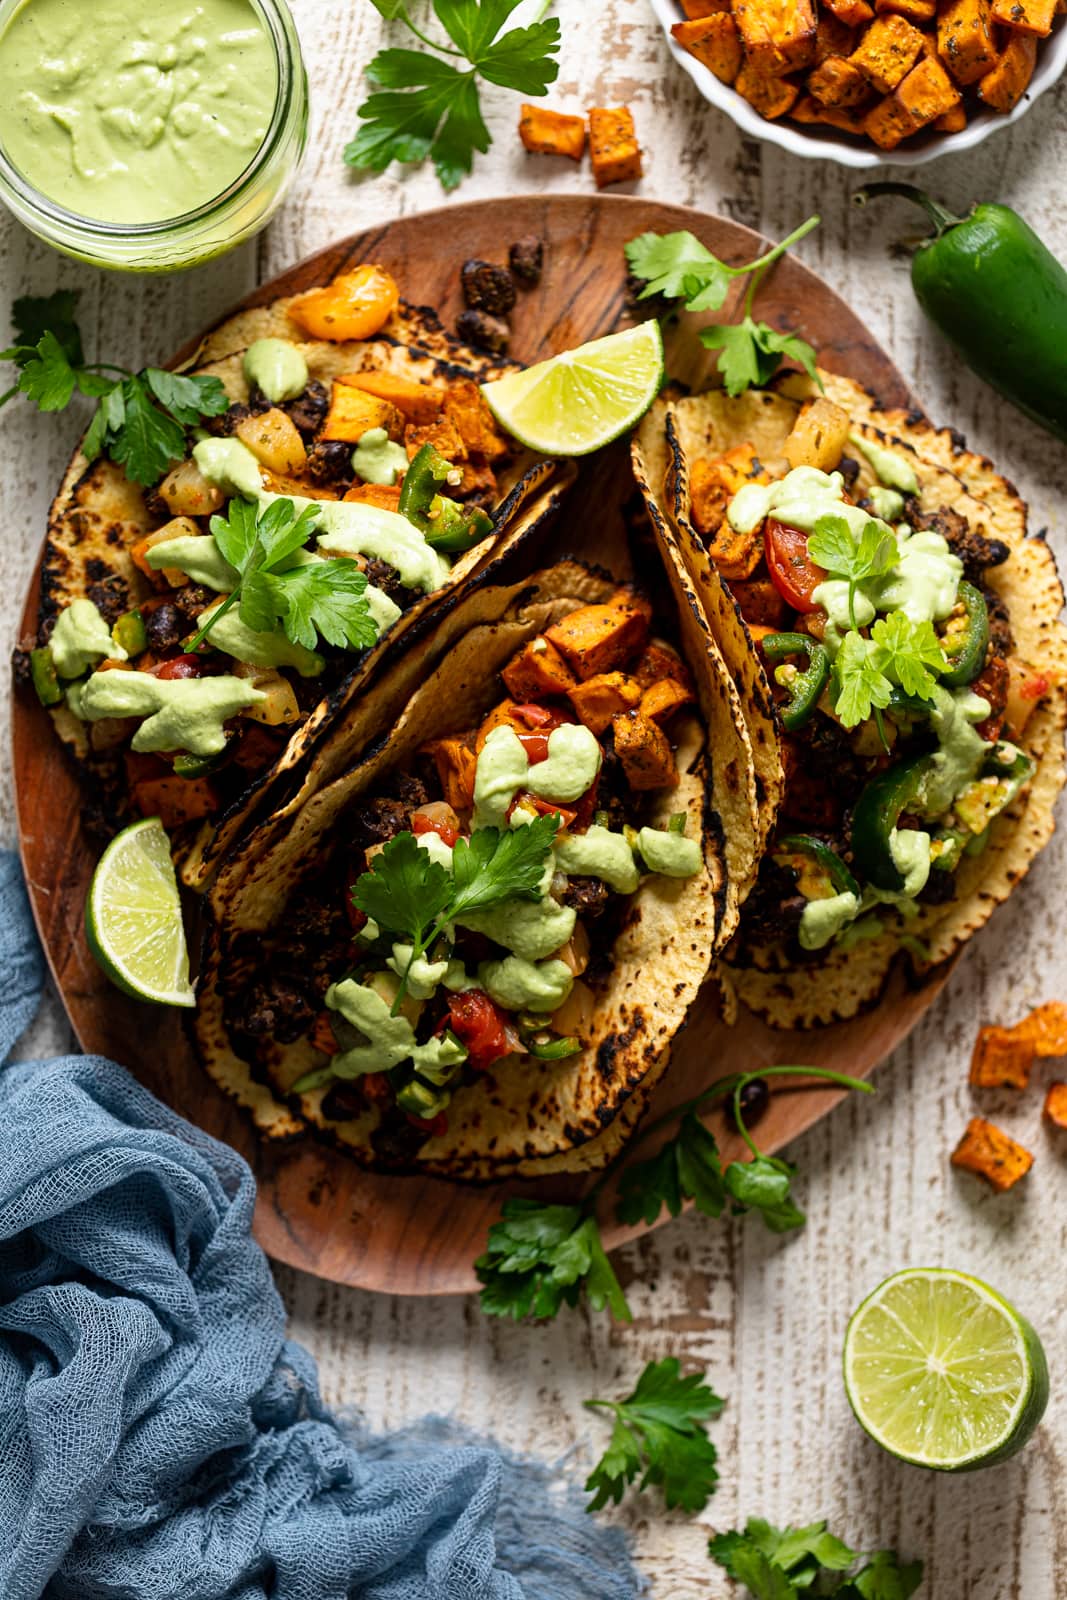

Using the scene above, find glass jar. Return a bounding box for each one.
[0,0,308,273]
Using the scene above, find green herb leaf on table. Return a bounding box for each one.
[710,1517,923,1599]
[346,1,561,191]
[724,1153,806,1233]
[1,289,229,484]
[585,1357,724,1513]
[475,1198,631,1323]
[616,1111,725,1226]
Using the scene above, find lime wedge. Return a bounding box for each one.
[843,1268,1049,1471]
[481,321,665,456]
[85,817,195,1007]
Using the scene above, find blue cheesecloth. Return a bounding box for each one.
[0,850,643,1600]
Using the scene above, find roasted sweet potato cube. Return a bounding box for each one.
[850,14,925,91]
[733,0,818,73]
[518,104,586,160]
[951,1117,1034,1191]
[809,54,872,103]
[322,385,403,443]
[632,640,694,692]
[442,378,510,461]
[938,0,997,82]
[404,416,467,463]
[476,699,529,751]
[791,93,824,120]
[783,398,853,470]
[425,737,477,812]
[732,579,790,628]
[815,13,858,56]
[978,32,1037,107]
[875,0,936,20]
[690,443,767,536]
[342,482,403,511]
[612,710,679,791]
[934,102,968,129]
[707,519,765,581]
[823,0,874,25]
[545,594,652,680]
[673,14,744,82]
[502,636,579,700]
[735,64,802,115]
[640,678,693,724]
[568,672,643,735]
[456,458,498,497]
[991,0,1056,32]
[969,1025,1034,1089]
[588,106,643,187]
[1043,1082,1067,1130]
[897,53,964,115]
[682,0,730,14]
[336,371,444,424]
[1017,1001,1067,1056]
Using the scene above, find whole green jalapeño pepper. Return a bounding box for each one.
[941,581,989,688]
[856,183,1067,444]
[762,632,830,731]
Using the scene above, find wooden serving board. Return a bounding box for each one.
[13,194,952,1296]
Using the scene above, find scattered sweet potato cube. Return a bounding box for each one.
[503,637,579,700]
[633,641,694,692]
[568,672,643,735]
[546,594,652,680]
[969,1025,1034,1089]
[732,579,790,628]
[934,102,968,129]
[951,1117,1034,1191]
[424,737,477,812]
[875,0,936,19]
[612,710,679,790]
[938,0,998,83]
[681,0,730,14]
[673,14,744,82]
[640,677,694,724]
[978,32,1038,107]
[823,0,874,26]
[1017,1001,1067,1056]
[815,14,858,57]
[404,416,467,463]
[336,371,444,424]
[1043,1082,1067,1130]
[783,398,853,470]
[991,0,1057,32]
[588,107,643,187]
[518,104,587,160]
[442,379,510,461]
[322,385,403,443]
[850,14,925,92]
[809,55,873,103]
[733,0,818,73]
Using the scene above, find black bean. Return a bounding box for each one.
[461,259,516,315]
[306,438,354,486]
[144,603,184,652]
[725,1077,770,1131]
[508,236,543,286]
[456,309,510,354]
[285,379,329,440]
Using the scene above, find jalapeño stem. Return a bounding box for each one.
[854,183,963,238]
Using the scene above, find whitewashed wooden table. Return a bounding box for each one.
[4,3,1066,1594]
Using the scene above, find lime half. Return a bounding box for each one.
[86,817,195,1007]
[481,321,664,456]
[844,1268,1049,1471]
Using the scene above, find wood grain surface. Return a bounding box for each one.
[3,3,1066,1595]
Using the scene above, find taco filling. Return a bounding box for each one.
[218,586,706,1166]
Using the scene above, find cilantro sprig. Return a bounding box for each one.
[625,216,822,397]
[476,1064,872,1323]
[831,615,949,732]
[710,1517,923,1599]
[352,814,560,1007]
[807,513,897,632]
[585,1358,724,1514]
[187,497,377,657]
[1,291,228,484]
[347,1,561,190]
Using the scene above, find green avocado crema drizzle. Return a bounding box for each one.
[0,0,278,225]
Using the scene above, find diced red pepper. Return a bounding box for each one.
[155,654,202,681]
[507,792,578,828]
[411,812,460,848]
[447,989,513,1072]
[405,1110,450,1137]
[514,702,554,728]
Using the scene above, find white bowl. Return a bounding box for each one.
[648,0,1067,167]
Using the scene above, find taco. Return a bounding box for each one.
[195,558,755,1178]
[21,267,572,887]
[635,371,1067,1027]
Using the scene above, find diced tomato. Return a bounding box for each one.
[513,702,553,728]
[517,731,551,764]
[447,989,513,1072]
[155,654,202,680]
[764,519,826,613]
[405,1110,450,1137]
[508,792,578,828]
[411,812,460,848]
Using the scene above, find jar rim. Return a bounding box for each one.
[0,0,301,238]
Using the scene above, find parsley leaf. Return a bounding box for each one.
[831,631,894,730]
[710,1518,923,1599]
[585,1358,724,1513]
[1,289,229,483]
[346,1,561,190]
[869,612,946,702]
[616,1111,725,1225]
[724,1154,806,1233]
[625,230,737,311]
[268,561,378,652]
[449,817,557,917]
[702,317,820,399]
[352,830,455,946]
[807,513,897,630]
[475,1199,631,1322]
